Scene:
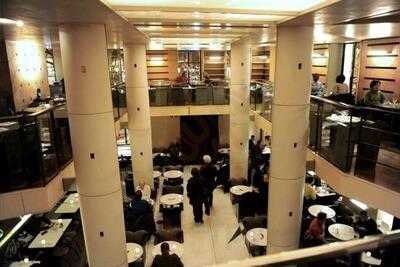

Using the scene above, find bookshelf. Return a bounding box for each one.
[312,44,329,85]
[358,38,400,100]
[203,50,226,80]
[251,47,270,81]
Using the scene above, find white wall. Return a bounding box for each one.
[150,115,230,149]
[218,115,230,146]
[6,39,50,111]
[151,116,180,149]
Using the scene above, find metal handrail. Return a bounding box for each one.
[211,230,400,267]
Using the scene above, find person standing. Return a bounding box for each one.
[249,135,256,155]
[187,168,205,224]
[200,155,217,215]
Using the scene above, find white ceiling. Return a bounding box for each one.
[100,0,339,49]
[101,0,331,13]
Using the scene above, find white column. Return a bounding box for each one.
[229,38,251,181]
[59,24,127,267]
[326,43,344,92]
[267,26,313,254]
[124,44,153,188]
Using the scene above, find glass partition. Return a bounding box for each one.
[149,85,229,106]
[354,107,400,182]
[0,103,72,193]
[250,81,274,121]
[308,96,400,184]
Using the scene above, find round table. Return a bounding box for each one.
[127,243,143,263]
[328,223,356,241]
[262,147,271,155]
[164,170,183,179]
[230,185,253,196]
[361,251,382,266]
[118,146,131,157]
[152,152,169,159]
[160,193,184,206]
[218,148,230,154]
[10,259,40,267]
[152,241,184,258]
[153,170,162,179]
[246,228,268,247]
[308,205,336,219]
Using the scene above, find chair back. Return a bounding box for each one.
[154,229,184,244]
[162,185,184,195]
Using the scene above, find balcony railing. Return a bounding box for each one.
[253,94,400,188]
[111,84,230,111]
[149,86,229,106]
[0,103,73,193]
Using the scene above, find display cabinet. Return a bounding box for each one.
[0,103,72,193]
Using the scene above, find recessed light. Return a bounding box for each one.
[0,18,24,27]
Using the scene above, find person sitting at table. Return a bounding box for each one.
[363,80,386,106]
[355,210,379,237]
[151,242,184,267]
[175,69,188,84]
[204,71,211,85]
[304,212,327,247]
[311,73,325,96]
[331,74,349,95]
[129,190,152,218]
[136,180,151,201]
[187,168,206,224]
[200,155,217,215]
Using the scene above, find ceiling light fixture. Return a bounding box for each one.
[0,18,24,27]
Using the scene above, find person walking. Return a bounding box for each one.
[187,168,205,223]
[200,155,217,215]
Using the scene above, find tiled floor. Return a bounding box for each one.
[144,165,249,267]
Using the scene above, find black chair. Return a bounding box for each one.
[216,163,230,193]
[161,206,182,229]
[237,192,259,221]
[242,216,267,233]
[126,230,149,267]
[154,229,184,244]
[163,178,184,186]
[162,185,184,195]
[126,213,156,235]
[126,230,150,246]
[164,165,184,172]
